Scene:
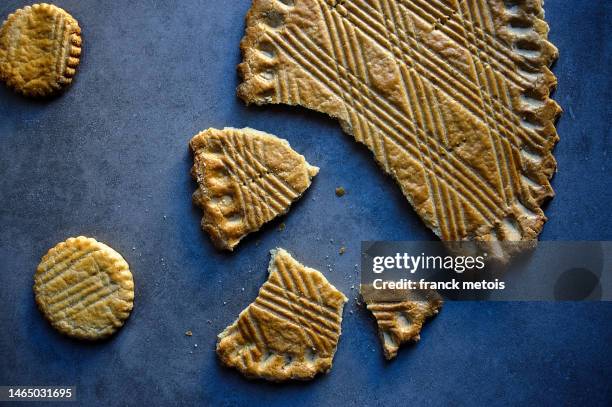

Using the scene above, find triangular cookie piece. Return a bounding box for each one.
[238,0,561,257]
[190,128,319,250]
[217,248,347,381]
[363,287,442,360]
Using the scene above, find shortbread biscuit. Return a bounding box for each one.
[217,248,347,381]
[362,286,442,359]
[34,236,134,340]
[190,127,319,251]
[0,3,82,97]
[238,0,561,254]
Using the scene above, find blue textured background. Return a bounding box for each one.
[0,1,610,406]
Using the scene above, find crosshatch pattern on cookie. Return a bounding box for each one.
[33,236,134,340]
[190,128,319,251]
[238,0,561,252]
[365,289,443,359]
[217,249,347,381]
[0,3,82,96]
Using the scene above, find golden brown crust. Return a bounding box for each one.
[238,0,561,256]
[363,288,442,359]
[0,3,82,97]
[33,236,134,340]
[217,248,347,381]
[190,127,319,251]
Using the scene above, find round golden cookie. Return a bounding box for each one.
[34,236,134,340]
[0,3,82,97]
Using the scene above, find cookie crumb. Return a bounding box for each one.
[339,246,346,255]
[185,330,193,337]
[335,187,345,197]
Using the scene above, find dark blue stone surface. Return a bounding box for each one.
[0,1,610,406]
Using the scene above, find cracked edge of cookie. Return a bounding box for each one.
[189,127,319,251]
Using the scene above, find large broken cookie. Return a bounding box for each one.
[0,3,82,97]
[217,248,347,381]
[362,286,442,359]
[190,128,319,250]
[238,0,561,250]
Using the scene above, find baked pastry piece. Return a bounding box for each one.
[217,248,347,381]
[362,286,442,359]
[0,3,82,97]
[190,127,319,250]
[238,0,561,252]
[34,236,134,340]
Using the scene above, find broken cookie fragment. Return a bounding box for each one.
[217,248,347,381]
[190,128,319,250]
[238,0,561,258]
[362,286,442,360]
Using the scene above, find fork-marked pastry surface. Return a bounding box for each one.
[217,248,347,381]
[190,127,318,251]
[363,288,443,359]
[238,0,561,252]
[34,236,134,340]
[0,3,82,97]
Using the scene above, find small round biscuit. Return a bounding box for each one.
[34,236,134,340]
[0,3,82,97]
